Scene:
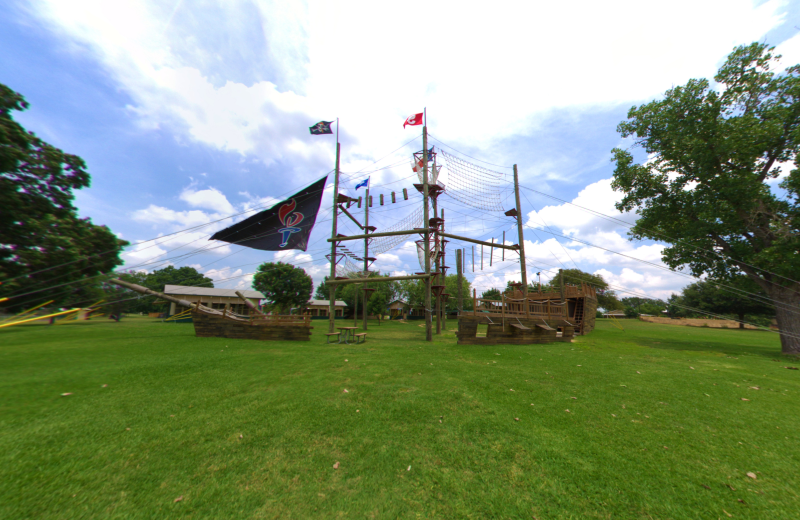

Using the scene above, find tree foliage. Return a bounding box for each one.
[0,84,128,310]
[611,43,800,353]
[680,275,773,328]
[252,262,312,314]
[620,297,666,318]
[545,268,621,311]
[115,266,213,314]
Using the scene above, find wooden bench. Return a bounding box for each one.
[354,333,367,344]
[324,332,341,344]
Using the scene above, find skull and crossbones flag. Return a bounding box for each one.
[309,121,334,135]
[210,176,328,251]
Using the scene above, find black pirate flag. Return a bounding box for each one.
[309,121,333,135]
[210,176,328,251]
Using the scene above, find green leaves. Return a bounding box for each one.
[610,43,800,352]
[0,84,127,310]
[252,262,312,314]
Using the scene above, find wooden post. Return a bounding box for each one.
[433,189,440,335]
[235,291,265,316]
[328,139,341,333]
[490,238,494,267]
[423,119,432,341]
[501,293,505,328]
[440,207,445,332]
[363,184,370,331]
[353,283,358,327]
[513,164,528,301]
[502,231,505,261]
[456,248,463,315]
[559,268,565,311]
[473,288,477,317]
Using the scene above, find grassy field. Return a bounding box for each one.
[1,316,798,519]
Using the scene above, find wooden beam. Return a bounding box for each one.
[439,232,519,250]
[338,204,364,229]
[327,228,428,242]
[325,274,431,285]
[235,290,265,316]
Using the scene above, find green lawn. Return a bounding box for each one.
[1,317,798,519]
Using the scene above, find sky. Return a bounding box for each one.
[3,0,800,307]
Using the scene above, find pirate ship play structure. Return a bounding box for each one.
[109,278,312,341]
[322,110,597,345]
[106,112,596,345]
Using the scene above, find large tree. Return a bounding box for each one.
[0,84,127,310]
[252,262,313,314]
[611,43,800,354]
[681,275,774,328]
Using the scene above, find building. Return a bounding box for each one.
[387,300,425,319]
[304,299,347,318]
[163,285,264,316]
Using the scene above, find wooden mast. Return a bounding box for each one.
[423,111,432,341]
[362,182,370,330]
[328,122,341,333]
[513,164,528,309]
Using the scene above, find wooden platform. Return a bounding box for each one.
[456,315,574,345]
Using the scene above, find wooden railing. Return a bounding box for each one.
[470,291,566,320]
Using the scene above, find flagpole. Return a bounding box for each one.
[328,120,340,333]
[423,109,432,342]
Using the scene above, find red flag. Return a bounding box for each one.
[404,112,423,128]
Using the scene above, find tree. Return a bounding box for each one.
[252,262,312,314]
[444,274,472,312]
[681,275,774,328]
[0,84,128,310]
[666,294,687,318]
[611,43,800,353]
[621,297,666,317]
[547,268,621,311]
[481,288,502,300]
[314,277,331,300]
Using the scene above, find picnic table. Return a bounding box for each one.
[336,326,358,344]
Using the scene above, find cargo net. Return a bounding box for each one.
[439,150,507,212]
[369,204,425,258]
[416,236,441,271]
[335,256,372,279]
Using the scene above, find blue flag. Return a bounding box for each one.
[355,178,370,190]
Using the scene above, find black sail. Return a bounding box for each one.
[210,175,328,251]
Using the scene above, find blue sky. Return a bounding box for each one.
[3,0,800,305]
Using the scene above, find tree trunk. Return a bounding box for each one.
[765,284,800,355]
[738,312,745,330]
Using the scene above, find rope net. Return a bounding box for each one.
[334,205,425,278]
[439,150,507,212]
[369,205,425,258]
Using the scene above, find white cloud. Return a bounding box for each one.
[179,186,236,214]
[525,178,635,236]
[30,0,787,182]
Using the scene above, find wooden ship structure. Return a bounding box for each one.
[322,111,597,346]
[110,279,312,341]
[456,283,597,345]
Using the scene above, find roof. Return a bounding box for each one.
[308,299,347,307]
[163,285,264,299]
